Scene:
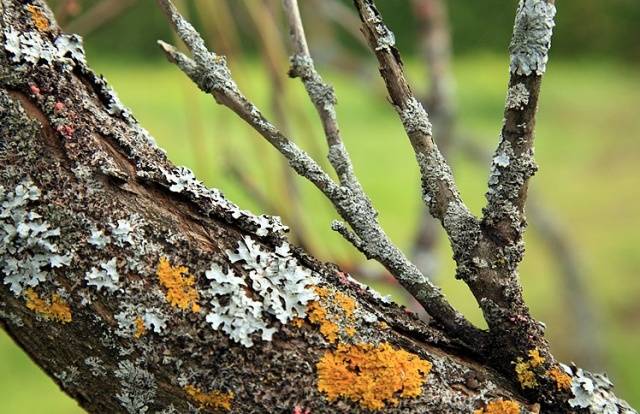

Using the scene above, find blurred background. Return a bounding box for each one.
[1,0,639,411]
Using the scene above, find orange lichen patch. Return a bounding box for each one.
[378,321,389,330]
[306,286,359,342]
[474,399,521,414]
[134,316,146,339]
[307,300,339,343]
[548,367,572,391]
[156,257,201,313]
[317,342,432,410]
[26,5,49,31]
[184,385,234,410]
[291,317,305,328]
[24,289,72,323]
[334,291,356,319]
[528,348,545,367]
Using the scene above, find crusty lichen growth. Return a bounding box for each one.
[306,286,358,343]
[316,342,432,410]
[514,348,545,389]
[133,316,146,339]
[184,385,234,411]
[509,0,556,76]
[548,367,572,391]
[26,4,49,32]
[24,288,72,323]
[474,399,521,414]
[156,257,201,312]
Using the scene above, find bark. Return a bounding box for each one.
[0,1,634,414]
[0,2,527,413]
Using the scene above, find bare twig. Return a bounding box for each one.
[156,0,487,348]
[352,0,479,266]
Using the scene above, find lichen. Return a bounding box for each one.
[26,4,49,32]
[203,237,317,347]
[316,342,432,410]
[474,399,521,414]
[24,288,72,323]
[3,27,85,66]
[156,257,201,313]
[1,181,71,295]
[133,316,146,339]
[548,367,572,391]
[184,385,234,411]
[506,83,530,109]
[306,286,357,343]
[85,258,120,292]
[509,0,556,76]
[114,360,157,414]
[514,348,545,389]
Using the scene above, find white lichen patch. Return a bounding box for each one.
[1,181,71,295]
[114,359,157,414]
[506,83,530,109]
[161,166,287,237]
[568,367,637,414]
[398,97,433,137]
[493,152,511,168]
[3,27,86,66]
[509,0,556,76]
[84,356,107,377]
[203,237,317,347]
[87,226,110,248]
[85,258,119,292]
[110,219,135,246]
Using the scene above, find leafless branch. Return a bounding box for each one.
[352,0,479,265]
[156,0,486,348]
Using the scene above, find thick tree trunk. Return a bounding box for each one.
[0,2,531,413]
[0,1,634,414]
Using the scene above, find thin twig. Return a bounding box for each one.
[156,0,487,349]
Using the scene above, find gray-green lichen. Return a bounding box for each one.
[115,359,157,414]
[509,0,556,76]
[506,83,530,109]
[1,181,71,295]
[204,237,317,347]
[567,367,637,414]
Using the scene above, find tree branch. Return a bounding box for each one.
[156,0,487,349]
[351,0,479,265]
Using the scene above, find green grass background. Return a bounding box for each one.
[1,55,639,411]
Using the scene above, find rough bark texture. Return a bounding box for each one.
[0,1,635,414]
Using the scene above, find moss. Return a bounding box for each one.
[474,399,521,414]
[24,288,72,323]
[184,385,234,411]
[316,342,432,410]
[156,257,201,313]
[548,367,572,391]
[26,5,49,32]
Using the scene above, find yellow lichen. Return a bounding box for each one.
[26,5,49,31]
[291,317,305,328]
[334,291,356,319]
[548,367,572,391]
[474,399,521,414]
[184,385,234,410]
[528,348,545,367]
[515,359,537,389]
[317,342,432,410]
[514,348,546,389]
[307,300,339,343]
[156,257,201,313]
[306,286,358,342]
[134,316,146,339]
[25,289,72,323]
